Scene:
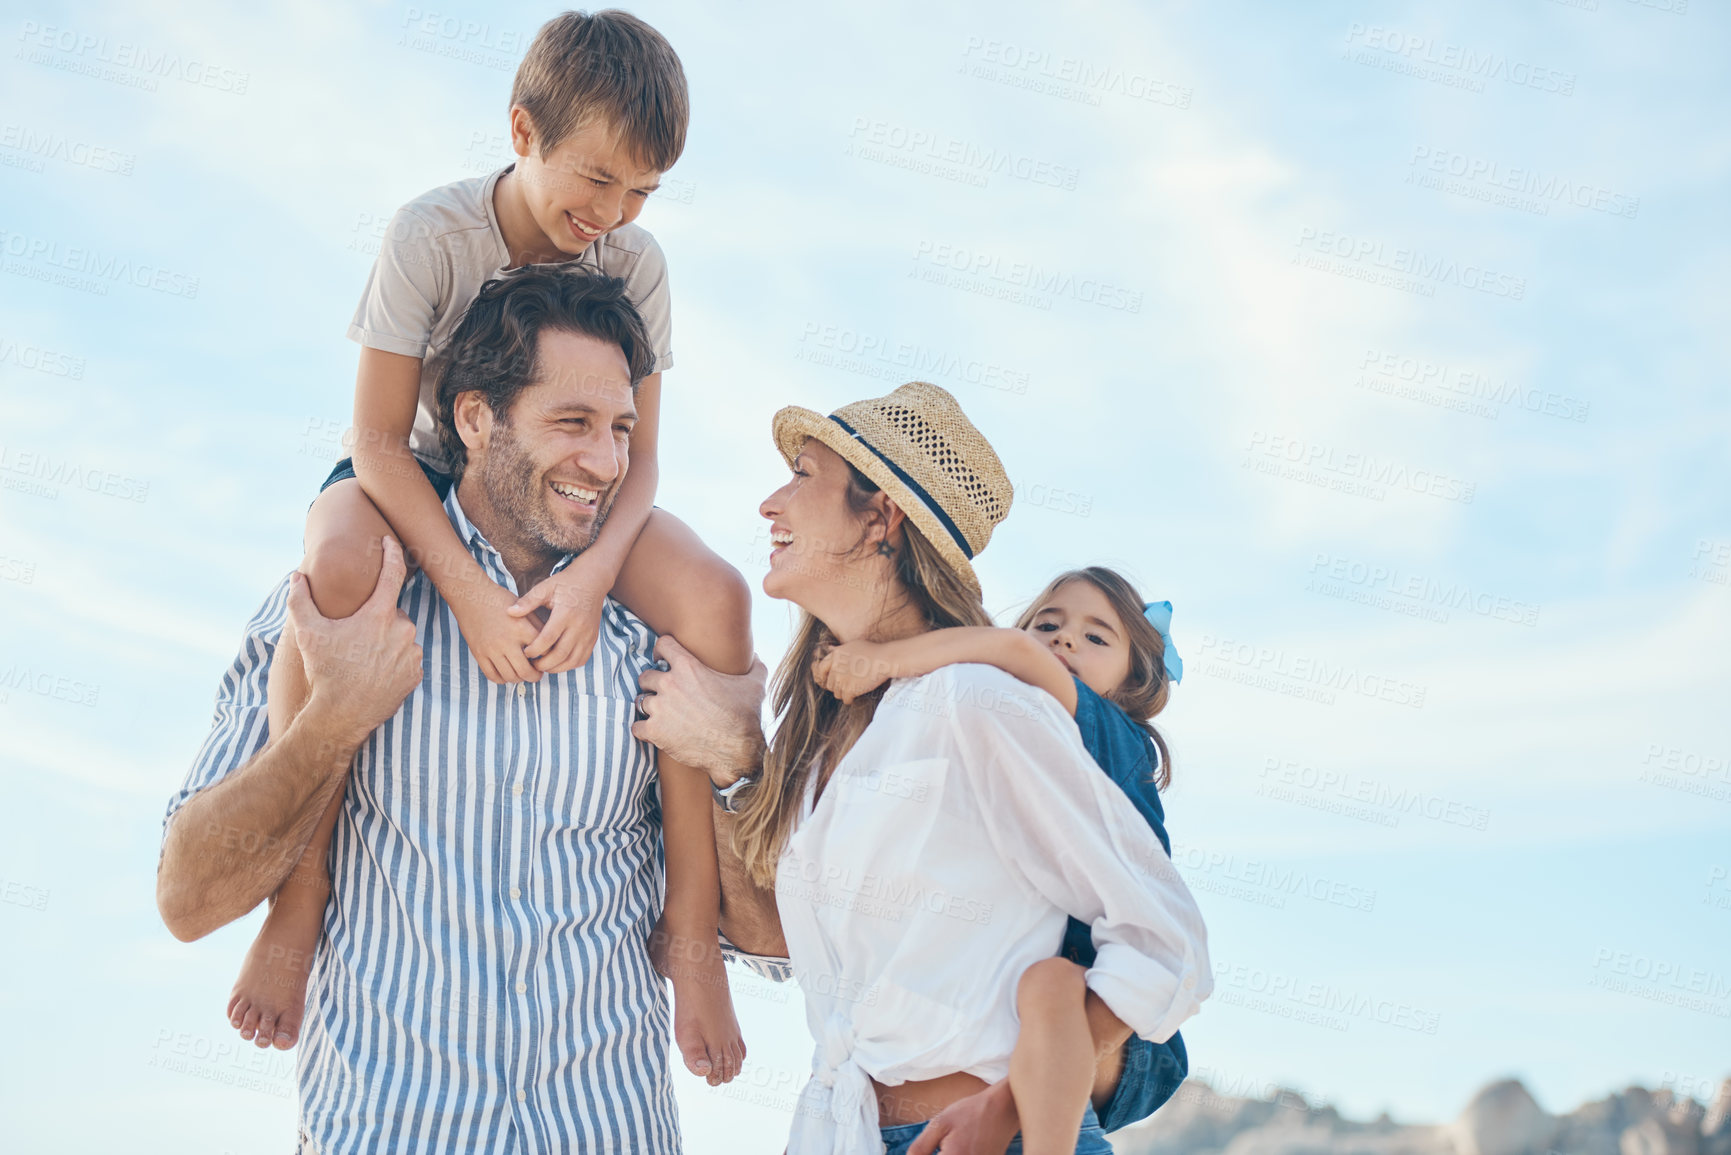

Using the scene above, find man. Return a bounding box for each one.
[157,266,698,1154]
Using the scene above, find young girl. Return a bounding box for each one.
[812,565,1186,1153]
[224,12,749,1087]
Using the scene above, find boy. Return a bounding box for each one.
[226,9,751,1087]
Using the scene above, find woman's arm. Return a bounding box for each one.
[905,995,1133,1155]
[815,628,1079,714]
[949,666,1211,1045]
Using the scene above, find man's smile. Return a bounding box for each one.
[550,479,600,508]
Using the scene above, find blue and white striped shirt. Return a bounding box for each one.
[164,486,680,1155]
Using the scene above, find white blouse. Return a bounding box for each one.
[776,663,1213,1155]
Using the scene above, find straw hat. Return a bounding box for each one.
[771,381,1013,598]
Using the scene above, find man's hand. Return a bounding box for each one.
[290,537,425,738]
[632,636,767,785]
[907,1080,1020,1155]
[510,557,608,674]
[157,538,424,942]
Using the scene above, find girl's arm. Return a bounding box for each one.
[349,346,539,683]
[813,627,1079,715]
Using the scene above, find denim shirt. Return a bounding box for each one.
[1061,677,1190,1132]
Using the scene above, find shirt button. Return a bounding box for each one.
[510,887,522,899]
[516,1090,526,1102]
[516,683,526,698]
[1183,975,1196,991]
[516,982,528,994]
[513,784,524,796]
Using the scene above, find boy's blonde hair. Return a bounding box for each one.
[512,9,689,171]
[1014,566,1176,790]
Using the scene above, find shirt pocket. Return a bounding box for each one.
[539,690,658,833]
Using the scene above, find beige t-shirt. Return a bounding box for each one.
[347,164,674,472]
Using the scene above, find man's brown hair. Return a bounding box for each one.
[511,9,689,171]
[435,265,655,481]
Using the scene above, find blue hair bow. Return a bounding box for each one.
[1143,601,1183,685]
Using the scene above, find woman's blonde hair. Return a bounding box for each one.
[1013,566,1176,790]
[731,462,991,887]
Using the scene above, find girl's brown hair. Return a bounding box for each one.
[1013,566,1175,790]
[730,463,992,888]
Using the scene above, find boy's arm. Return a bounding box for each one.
[510,371,662,672]
[818,627,1079,714]
[349,347,538,683]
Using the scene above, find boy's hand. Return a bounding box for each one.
[811,639,895,704]
[452,582,543,684]
[509,559,609,674]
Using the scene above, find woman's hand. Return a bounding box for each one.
[907,1078,1019,1155]
[811,639,896,704]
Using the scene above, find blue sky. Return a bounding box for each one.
[1,0,1727,1150]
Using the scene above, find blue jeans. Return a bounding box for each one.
[1096,1032,1188,1133]
[879,1103,1112,1155]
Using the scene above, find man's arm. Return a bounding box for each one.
[157,696,371,942]
[632,636,785,955]
[711,804,788,958]
[156,540,424,942]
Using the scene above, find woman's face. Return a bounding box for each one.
[758,439,874,609]
[1023,580,1132,698]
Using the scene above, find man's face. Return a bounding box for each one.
[469,329,638,556]
[512,112,664,256]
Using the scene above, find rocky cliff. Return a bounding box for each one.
[1111,1075,1731,1155]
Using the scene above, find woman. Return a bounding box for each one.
[719,381,1213,1154]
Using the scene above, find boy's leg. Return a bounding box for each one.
[1011,958,1094,1155]
[228,479,396,1050]
[613,510,754,1085]
[612,508,754,677]
[655,753,745,1085]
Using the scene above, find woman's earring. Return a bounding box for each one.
[877,540,895,557]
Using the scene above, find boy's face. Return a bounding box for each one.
[510,108,664,256]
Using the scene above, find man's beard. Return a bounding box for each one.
[476,416,613,558]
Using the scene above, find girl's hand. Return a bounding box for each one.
[509,561,610,674]
[451,582,543,684]
[811,639,895,704]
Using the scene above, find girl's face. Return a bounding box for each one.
[1024,579,1132,698]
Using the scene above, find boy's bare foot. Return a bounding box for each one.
[226,899,321,1050]
[649,920,747,1086]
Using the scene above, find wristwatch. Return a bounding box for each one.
[711,773,756,814]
